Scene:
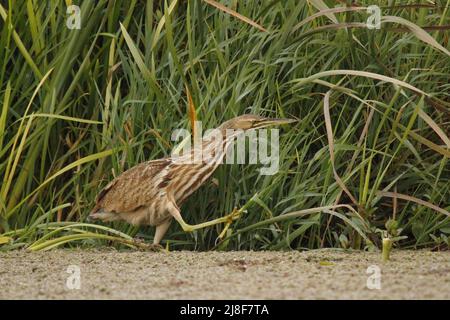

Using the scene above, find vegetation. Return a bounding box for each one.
[0,0,449,252]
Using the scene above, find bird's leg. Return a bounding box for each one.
[131,219,172,252]
[168,202,241,233]
[153,219,172,245]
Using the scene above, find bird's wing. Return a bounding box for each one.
[93,158,171,213]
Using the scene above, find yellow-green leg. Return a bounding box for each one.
[168,202,240,233]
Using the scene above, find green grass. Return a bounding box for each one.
[0,0,449,251]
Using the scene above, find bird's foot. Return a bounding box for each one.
[226,207,241,223]
[146,243,165,252]
[218,207,241,240]
[132,238,164,252]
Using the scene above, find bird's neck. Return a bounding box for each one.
[198,129,243,164]
[172,129,246,165]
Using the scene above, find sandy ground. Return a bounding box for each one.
[0,249,449,299]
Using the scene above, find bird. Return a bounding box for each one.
[89,114,294,249]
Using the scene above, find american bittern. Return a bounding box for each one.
[89,115,294,248]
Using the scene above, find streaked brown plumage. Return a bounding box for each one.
[89,115,294,247]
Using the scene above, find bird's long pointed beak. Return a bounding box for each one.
[254,117,297,128]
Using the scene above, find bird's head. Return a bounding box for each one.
[219,114,296,131]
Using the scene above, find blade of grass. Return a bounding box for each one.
[377,191,450,217]
[307,0,339,24]
[203,0,267,32]
[323,90,358,205]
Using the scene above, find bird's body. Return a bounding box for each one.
[91,131,228,224]
[92,157,221,226]
[90,115,294,246]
